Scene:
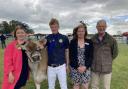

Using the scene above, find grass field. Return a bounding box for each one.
[0,42,128,89]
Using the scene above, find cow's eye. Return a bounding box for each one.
[32,51,40,57]
[32,56,39,59]
[31,52,41,62]
[32,56,40,62]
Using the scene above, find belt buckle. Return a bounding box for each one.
[51,64,57,67]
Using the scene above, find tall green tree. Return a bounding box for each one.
[0,21,11,34]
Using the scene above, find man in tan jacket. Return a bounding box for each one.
[91,19,118,89]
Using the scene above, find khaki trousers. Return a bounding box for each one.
[91,71,112,89]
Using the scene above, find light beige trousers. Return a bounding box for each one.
[91,71,112,89]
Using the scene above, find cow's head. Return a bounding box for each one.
[25,40,42,63]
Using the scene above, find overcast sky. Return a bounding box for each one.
[0,0,128,35]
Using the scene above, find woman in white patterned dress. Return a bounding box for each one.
[69,23,93,89]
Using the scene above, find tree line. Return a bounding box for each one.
[0,20,34,34]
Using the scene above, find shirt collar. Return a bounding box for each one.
[52,33,60,37]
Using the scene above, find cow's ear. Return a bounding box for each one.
[23,46,27,51]
[24,42,29,51]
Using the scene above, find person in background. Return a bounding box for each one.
[0,32,6,49]
[91,19,118,89]
[2,25,29,89]
[69,23,93,89]
[126,36,128,44]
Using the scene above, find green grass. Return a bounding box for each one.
[0,43,128,89]
[111,44,128,89]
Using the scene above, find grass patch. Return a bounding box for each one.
[0,42,128,89]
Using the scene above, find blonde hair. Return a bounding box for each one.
[49,18,59,26]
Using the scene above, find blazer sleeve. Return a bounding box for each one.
[69,39,78,69]
[4,44,14,75]
[85,40,93,69]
